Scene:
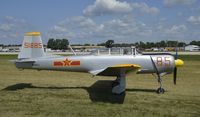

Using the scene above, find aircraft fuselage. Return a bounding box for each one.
[15,54,175,76]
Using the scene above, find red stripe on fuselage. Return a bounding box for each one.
[53,61,64,66]
[71,61,80,66]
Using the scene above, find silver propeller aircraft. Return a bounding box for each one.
[14,32,184,94]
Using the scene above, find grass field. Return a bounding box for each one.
[0,55,200,117]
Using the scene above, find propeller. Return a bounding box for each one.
[173,47,184,85]
[173,66,177,85]
[173,48,178,85]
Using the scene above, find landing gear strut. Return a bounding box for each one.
[112,75,126,94]
[156,75,165,94]
[150,56,166,94]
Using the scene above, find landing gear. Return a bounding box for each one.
[111,78,119,87]
[157,87,165,94]
[112,75,126,95]
[157,74,165,94]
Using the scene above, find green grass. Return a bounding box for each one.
[0,55,200,117]
[0,55,17,59]
[178,55,200,61]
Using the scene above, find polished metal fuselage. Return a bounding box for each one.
[15,54,175,76]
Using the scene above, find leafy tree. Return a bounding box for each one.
[56,39,62,50]
[139,41,146,49]
[160,41,167,47]
[146,42,151,48]
[155,42,161,48]
[84,44,90,46]
[47,38,69,50]
[190,41,198,45]
[97,43,106,46]
[178,42,186,47]
[61,39,69,50]
[105,40,114,48]
[47,38,55,49]
[166,41,178,47]
[135,42,139,47]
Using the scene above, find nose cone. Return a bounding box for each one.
[175,59,184,67]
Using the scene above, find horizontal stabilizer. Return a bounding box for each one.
[14,59,36,69]
[14,59,36,63]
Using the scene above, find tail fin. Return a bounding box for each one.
[18,32,45,59]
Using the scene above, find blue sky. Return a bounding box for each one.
[0,0,200,44]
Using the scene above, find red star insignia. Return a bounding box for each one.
[62,59,72,66]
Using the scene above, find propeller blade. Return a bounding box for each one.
[175,47,178,60]
[174,47,178,84]
[173,67,177,85]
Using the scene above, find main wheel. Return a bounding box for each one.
[156,87,165,94]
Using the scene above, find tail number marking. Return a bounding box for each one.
[24,42,42,48]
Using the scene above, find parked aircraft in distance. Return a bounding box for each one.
[14,32,184,94]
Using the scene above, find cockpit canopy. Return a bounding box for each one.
[90,47,142,56]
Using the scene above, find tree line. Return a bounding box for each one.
[97,40,200,49]
[47,38,69,50]
[45,39,200,50]
[1,39,200,49]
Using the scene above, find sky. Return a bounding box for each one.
[0,0,200,44]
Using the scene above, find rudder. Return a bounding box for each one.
[18,32,45,59]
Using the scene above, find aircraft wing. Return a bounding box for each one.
[89,64,141,76]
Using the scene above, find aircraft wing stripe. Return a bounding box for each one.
[110,64,141,68]
[89,64,141,76]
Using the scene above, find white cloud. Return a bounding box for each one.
[131,2,159,14]
[187,16,200,24]
[48,12,200,43]
[0,24,13,32]
[165,25,187,34]
[49,15,154,43]
[49,16,100,39]
[0,16,29,44]
[5,16,15,20]
[49,14,200,43]
[164,0,196,6]
[53,25,67,32]
[83,0,159,16]
[83,0,132,16]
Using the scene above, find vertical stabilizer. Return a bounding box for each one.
[18,32,45,59]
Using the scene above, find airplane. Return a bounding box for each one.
[14,32,184,94]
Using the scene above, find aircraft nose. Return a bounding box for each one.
[175,59,184,67]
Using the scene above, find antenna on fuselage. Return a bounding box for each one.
[60,34,76,56]
[68,44,77,56]
[47,33,77,55]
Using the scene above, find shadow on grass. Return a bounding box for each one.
[2,80,156,104]
[126,88,156,93]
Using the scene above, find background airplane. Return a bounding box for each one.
[14,32,184,94]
